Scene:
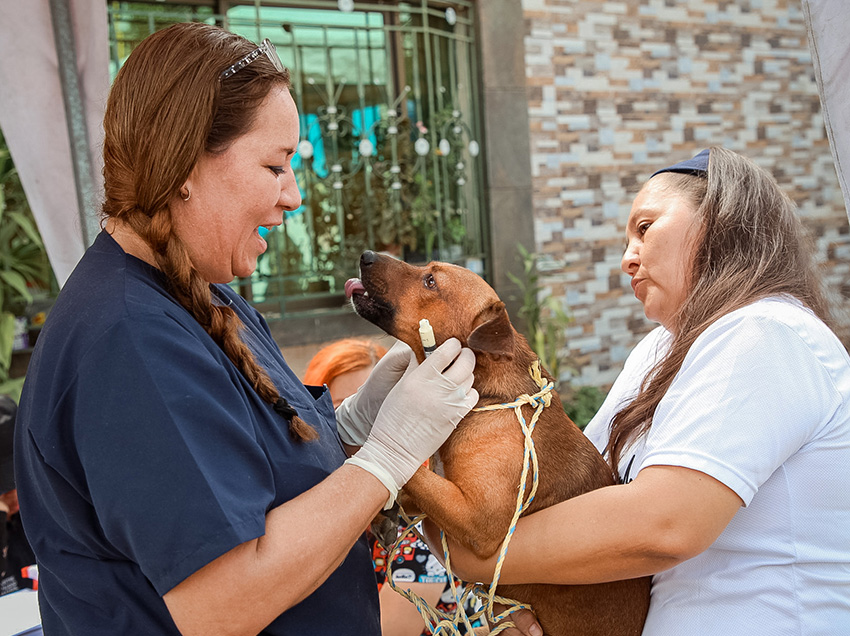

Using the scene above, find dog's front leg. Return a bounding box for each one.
[402,464,518,559]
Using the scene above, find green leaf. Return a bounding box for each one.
[8,210,44,248]
[0,311,14,380]
[516,242,530,260]
[0,270,32,304]
[11,263,40,280]
[0,132,52,318]
[0,376,26,404]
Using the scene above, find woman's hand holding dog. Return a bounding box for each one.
[345,338,478,509]
[335,340,414,446]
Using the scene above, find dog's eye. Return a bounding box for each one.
[424,274,437,290]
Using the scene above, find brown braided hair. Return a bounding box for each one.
[606,147,830,479]
[102,23,317,441]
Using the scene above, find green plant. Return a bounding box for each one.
[300,107,469,273]
[507,243,573,386]
[562,385,608,430]
[506,244,608,429]
[0,129,51,400]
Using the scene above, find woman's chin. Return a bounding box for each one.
[642,307,663,327]
[231,264,258,281]
[645,312,674,331]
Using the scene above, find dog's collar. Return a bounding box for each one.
[471,360,554,414]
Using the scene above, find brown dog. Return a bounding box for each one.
[346,251,650,635]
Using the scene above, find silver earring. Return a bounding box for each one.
[181,187,191,202]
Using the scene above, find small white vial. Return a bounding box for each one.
[418,319,436,357]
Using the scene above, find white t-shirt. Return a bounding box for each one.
[584,296,850,635]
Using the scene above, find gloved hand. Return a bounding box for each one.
[335,340,414,446]
[345,338,478,509]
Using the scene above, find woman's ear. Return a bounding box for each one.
[178,167,197,203]
[467,301,515,358]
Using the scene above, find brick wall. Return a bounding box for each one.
[521,0,850,388]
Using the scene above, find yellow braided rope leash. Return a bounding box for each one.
[384,360,554,635]
[386,508,483,635]
[469,359,553,631]
[387,511,521,634]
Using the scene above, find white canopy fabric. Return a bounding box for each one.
[804,0,850,217]
[0,0,108,287]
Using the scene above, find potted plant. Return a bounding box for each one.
[0,129,52,401]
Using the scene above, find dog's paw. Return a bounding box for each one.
[371,504,401,550]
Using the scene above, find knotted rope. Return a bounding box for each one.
[385,360,555,635]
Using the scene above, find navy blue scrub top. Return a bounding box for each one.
[14,232,380,635]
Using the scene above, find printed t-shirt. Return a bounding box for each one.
[585,296,850,635]
[370,530,483,634]
[15,231,380,635]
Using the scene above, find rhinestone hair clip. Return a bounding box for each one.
[219,38,284,80]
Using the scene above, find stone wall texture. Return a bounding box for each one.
[520,0,850,389]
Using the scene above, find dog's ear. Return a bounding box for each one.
[467,301,514,358]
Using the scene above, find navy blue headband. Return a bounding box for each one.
[650,148,710,179]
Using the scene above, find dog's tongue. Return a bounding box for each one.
[344,278,365,299]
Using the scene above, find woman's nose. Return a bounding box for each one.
[279,173,302,211]
[621,240,639,275]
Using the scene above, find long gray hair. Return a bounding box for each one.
[605,146,830,478]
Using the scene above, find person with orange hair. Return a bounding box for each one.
[303,338,388,408]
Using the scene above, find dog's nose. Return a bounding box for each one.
[360,250,377,267]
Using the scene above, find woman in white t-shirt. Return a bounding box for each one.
[444,146,850,635]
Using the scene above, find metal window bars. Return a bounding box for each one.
[107,1,488,321]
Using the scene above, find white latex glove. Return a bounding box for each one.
[345,338,478,509]
[335,340,414,446]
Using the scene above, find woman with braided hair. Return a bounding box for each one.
[13,23,484,636]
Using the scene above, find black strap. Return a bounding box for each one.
[273,397,299,421]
